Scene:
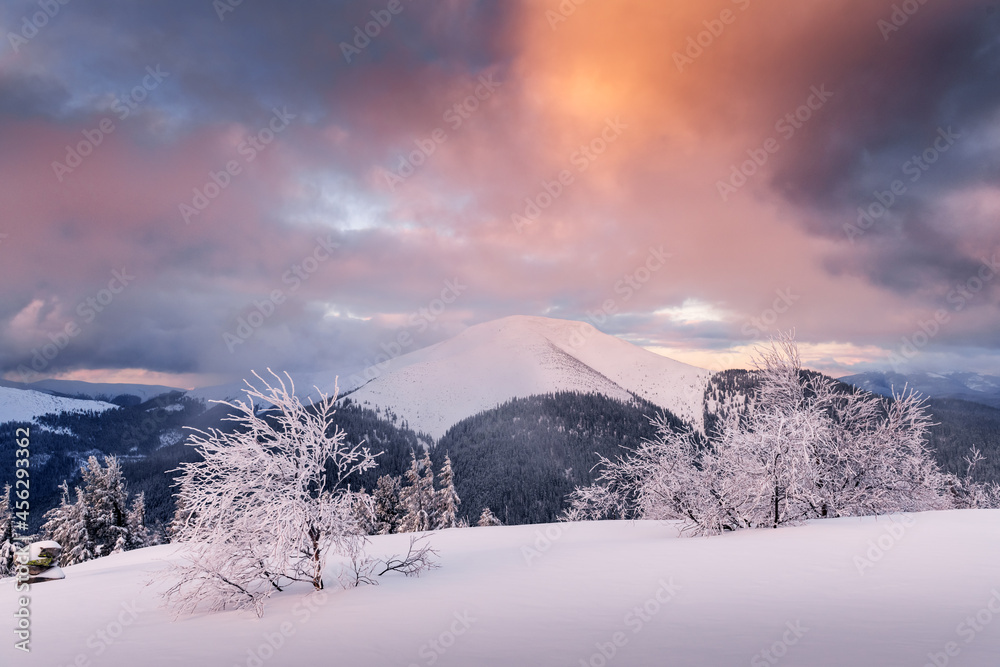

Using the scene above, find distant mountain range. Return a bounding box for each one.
[2,315,998,532]
[838,371,1000,410]
[3,319,1000,433]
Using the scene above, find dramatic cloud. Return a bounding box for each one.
[1,0,998,387]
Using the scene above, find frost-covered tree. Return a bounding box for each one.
[567,335,985,535]
[371,475,404,535]
[350,488,377,536]
[41,456,149,565]
[477,507,502,527]
[126,492,150,551]
[434,455,461,529]
[167,495,192,543]
[0,485,17,576]
[79,455,132,555]
[162,370,379,616]
[41,482,94,566]
[399,450,436,533]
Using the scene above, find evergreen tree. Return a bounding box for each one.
[167,495,192,543]
[126,491,150,550]
[0,485,17,576]
[78,456,131,555]
[41,456,150,564]
[350,488,377,536]
[372,475,404,535]
[477,507,502,527]
[434,455,461,529]
[399,450,436,533]
[41,482,94,566]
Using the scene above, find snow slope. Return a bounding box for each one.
[0,386,117,425]
[339,315,711,439]
[3,510,998,666]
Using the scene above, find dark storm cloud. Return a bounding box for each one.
[765,2,1000,302]
[2,0,510,128]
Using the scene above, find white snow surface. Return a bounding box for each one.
[3,510,999,666]
[339,315,711,439]
[0,386,116,425]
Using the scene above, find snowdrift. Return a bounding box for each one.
[3,510,999,666]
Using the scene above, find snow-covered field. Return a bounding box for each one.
[4,510,1000,666]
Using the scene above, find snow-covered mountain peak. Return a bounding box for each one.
[341,315,711,439]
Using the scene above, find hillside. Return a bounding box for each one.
[3,511,999,666]
[0,393,431,535]
[434,392,687,525]
[342,315,710,440]
[0,386,116,424]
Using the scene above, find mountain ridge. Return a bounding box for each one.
[338,315,711,439]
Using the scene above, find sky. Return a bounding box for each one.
[1,0,999,390]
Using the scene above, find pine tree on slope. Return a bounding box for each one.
[41,456,150,565]
[0,485,17,576]
[41,482,94,566]
[372,475,404,535]
[434,454,461,529]
[477,507,502,527]
[399,450,436,533]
